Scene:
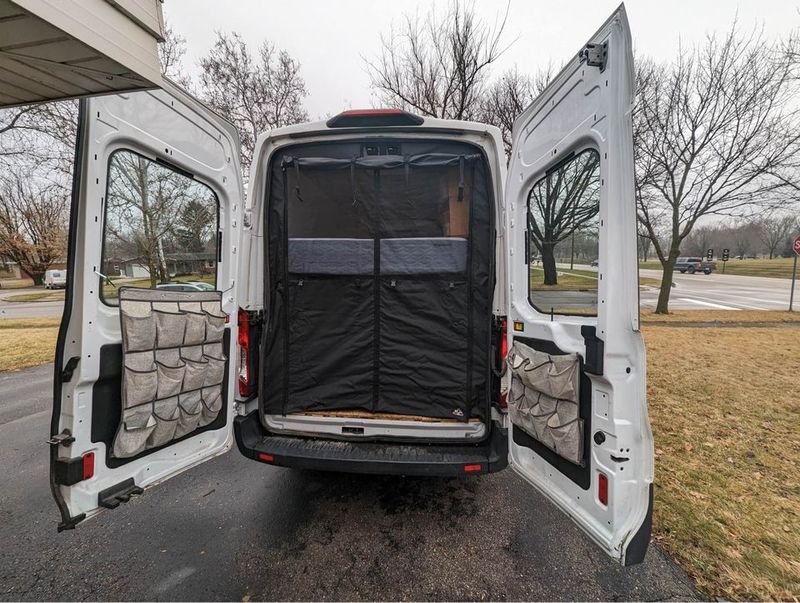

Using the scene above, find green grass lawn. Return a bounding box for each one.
[640,257,797,279]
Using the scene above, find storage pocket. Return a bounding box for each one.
[154,309,187,348]
[202,355,225,388]
[547,411,584,465]
[204,310,226,343]
[148,396,180,447]
[175,390,203,438]
[183,311,207,346]
[121,312,156,353]
[123,364,158,407]
[508,341,580,403]
[181,357,208,391]
[199,386,223,426]
[156,362,186,399]
[112,405,157,458]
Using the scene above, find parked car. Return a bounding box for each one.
[675,257,716,274]
[44,269,67,289]
[156,281,215,292]
[590,259,599,268]
[40,5,653,567]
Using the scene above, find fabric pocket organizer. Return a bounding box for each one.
[202,354,225,388]
[113,404,157,458]
[203,307,226,343]
[121,311,156,352]
[181,356,209,391]
[156,361,186,399]
[199,386,223,427]
[182,309,208,346]
[154,309,188,348]
[147,396,181,448]
[175,390,203,438]
[508,341,584,465]
[123,358,158,407]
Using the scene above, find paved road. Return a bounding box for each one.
[2,268,797,319]
[638,269,795,311]
[0,364,699,601]
[0,288,63,319]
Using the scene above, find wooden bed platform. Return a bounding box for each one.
[295,409,482,423]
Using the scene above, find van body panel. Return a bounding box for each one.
[504,5,653,565]
[50,81,243,529]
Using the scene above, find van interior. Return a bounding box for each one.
[260,138,496,439]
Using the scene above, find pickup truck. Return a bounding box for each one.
[676,257,716,274]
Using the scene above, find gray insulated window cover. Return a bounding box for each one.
[112,287,226,458]
[507,341,584,465]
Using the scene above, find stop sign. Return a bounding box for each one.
[794,234,800,256]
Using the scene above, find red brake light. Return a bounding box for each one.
[238,308,250,397]
[82,451,95,480]
[326,108,424,128]
[598,472,608,505]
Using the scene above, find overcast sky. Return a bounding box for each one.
[163,0,799,119]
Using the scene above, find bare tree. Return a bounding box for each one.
[199,31,308,175]
[159,22,191,87]
[0,175,68,284]
[635,24,800,313]
[479,64,554,157]
[365,1,510,121]
[528,150,601,285]
[756,212,798,259]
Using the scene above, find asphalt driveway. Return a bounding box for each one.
[0,364,699,601]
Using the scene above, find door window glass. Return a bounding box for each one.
[527,149,600,316]
[101,150,219,303]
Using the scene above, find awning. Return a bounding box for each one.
[0,0,164,107]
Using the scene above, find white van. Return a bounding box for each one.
[44,269,67,289]
[46,6,653,566]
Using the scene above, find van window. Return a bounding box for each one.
[101,150,219,303]
[527,149,600,316]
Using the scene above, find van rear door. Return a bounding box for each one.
[50,82,244,530]
[504,5,654,565]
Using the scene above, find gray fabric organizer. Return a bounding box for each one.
[112,287,226,458]
[508,341,584,465]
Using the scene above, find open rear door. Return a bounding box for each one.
[505,5,654,565]
[50,81,244,530]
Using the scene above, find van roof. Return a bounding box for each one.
[264,110,503,142]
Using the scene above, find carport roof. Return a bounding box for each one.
[0,0,164,107]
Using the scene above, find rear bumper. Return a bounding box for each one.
[234,410,508,476]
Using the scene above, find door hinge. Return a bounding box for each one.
[61,356,80,383]
[580,42,608,71]
[48,429,75,447]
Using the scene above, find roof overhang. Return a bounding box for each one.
[0,0,164,107]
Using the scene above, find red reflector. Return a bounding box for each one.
[258,453,274,463]
[463,464,482,473]
[598,472,608,505]
[82,451,95,480]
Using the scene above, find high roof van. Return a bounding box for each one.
[37,5,653,566]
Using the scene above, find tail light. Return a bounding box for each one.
[497,319,508,408]
[238,308,251,397]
